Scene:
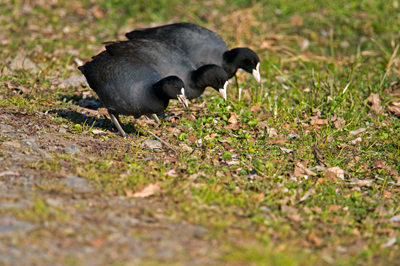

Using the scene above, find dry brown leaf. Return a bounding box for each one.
[165,156,178,163]
[349,137,362,145]
[310,116,328,126]
[308,232,322,246]
[250,103,262,112]
[388,105,400,117]
[371,160,386,169]
[132,183,161,198]
[328,205,340,211]
[204,133,219,140]
[91,237,106,248]
[294,161,317,177]
[281,205,297,214]
[257,121,268,129]
[349,128,367,136]
[368,93,381,115]
[290,15,304,27]
[224,123,240,130]
[267,138,289,145]
[375,205,388,216]
[228,112,238,124]
[312,146,326,166]
[324,166,345,181]
[165,169,178,177]
[92,5,104,19]
[381,237,397,249]
[188,136,197,142]
[299,188,315,202]
[267,127,277,138]
[333,117,346,129]
[388,167,399,176]
[91,129,107,135]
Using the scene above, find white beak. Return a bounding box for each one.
[219,81,228,101]
[252,62,261,83]
[177,88,189,108]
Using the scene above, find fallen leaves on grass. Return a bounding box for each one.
[349,128,367,136]
[224,123,240,130]
[294,161,317,177]
[381,237,397,248]
[324,167,345,181]
[10,53,39,73]
[127,183,161,198]
[91,129,107,135]
[349,137,362,145]
[332,116,346,129]
[267,138,289,145]
[299,188,315,202]
[368,93,381,115]
[165,169,178,177]
[228,112,238,124]
[312,146,326,166]
[388,101,400,117]
[348,178,372,187]
[311,116,328,127]
[370,160,399,176]
[308,232,322,246]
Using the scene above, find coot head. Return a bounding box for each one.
[195,65,229,101]
[225,48,261,82]
[154,76,189,108]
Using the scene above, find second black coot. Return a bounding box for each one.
[125,22,261,83]
[78,55,189,137]
[95,39,229,100]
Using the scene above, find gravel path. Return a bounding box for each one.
[0,111,219,266]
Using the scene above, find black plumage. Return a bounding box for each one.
[95,39,229,100]
[125,22,261,82]
[78,55,188,137]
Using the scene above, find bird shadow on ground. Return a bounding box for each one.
[51,94,146,136]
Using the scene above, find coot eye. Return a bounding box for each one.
[174,86,177,89]
[218,79,221,83]
[251,61,255,64]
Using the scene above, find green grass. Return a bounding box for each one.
[1,0,400,265]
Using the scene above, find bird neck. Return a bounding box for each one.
[152,81,171,107]
[189,65,215,97]
[222,49,242,78]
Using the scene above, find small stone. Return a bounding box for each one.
[287,133,300,139]
[10,53,39,73]
[58,127,67,133]
[340,41,350,48]
[78,98,100,109]
[59,75,88,88]
[0,217,36,236]
[11,154,40,162]
[63,145,81,155]
[2,141,21,148]
[32,149,52,159]
[0,124,15,133]
[19,139,37,147]
[46,198,62,207]
[60,174,89,192]
[140,139,162,152]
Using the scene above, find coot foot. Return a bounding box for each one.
[108,110,127,137]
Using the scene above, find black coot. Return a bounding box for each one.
[78,55,189,137]
[95,39,229,100]
[125,22,261,82]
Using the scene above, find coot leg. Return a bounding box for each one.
[108,110,127,137]
[150,114,161,124]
